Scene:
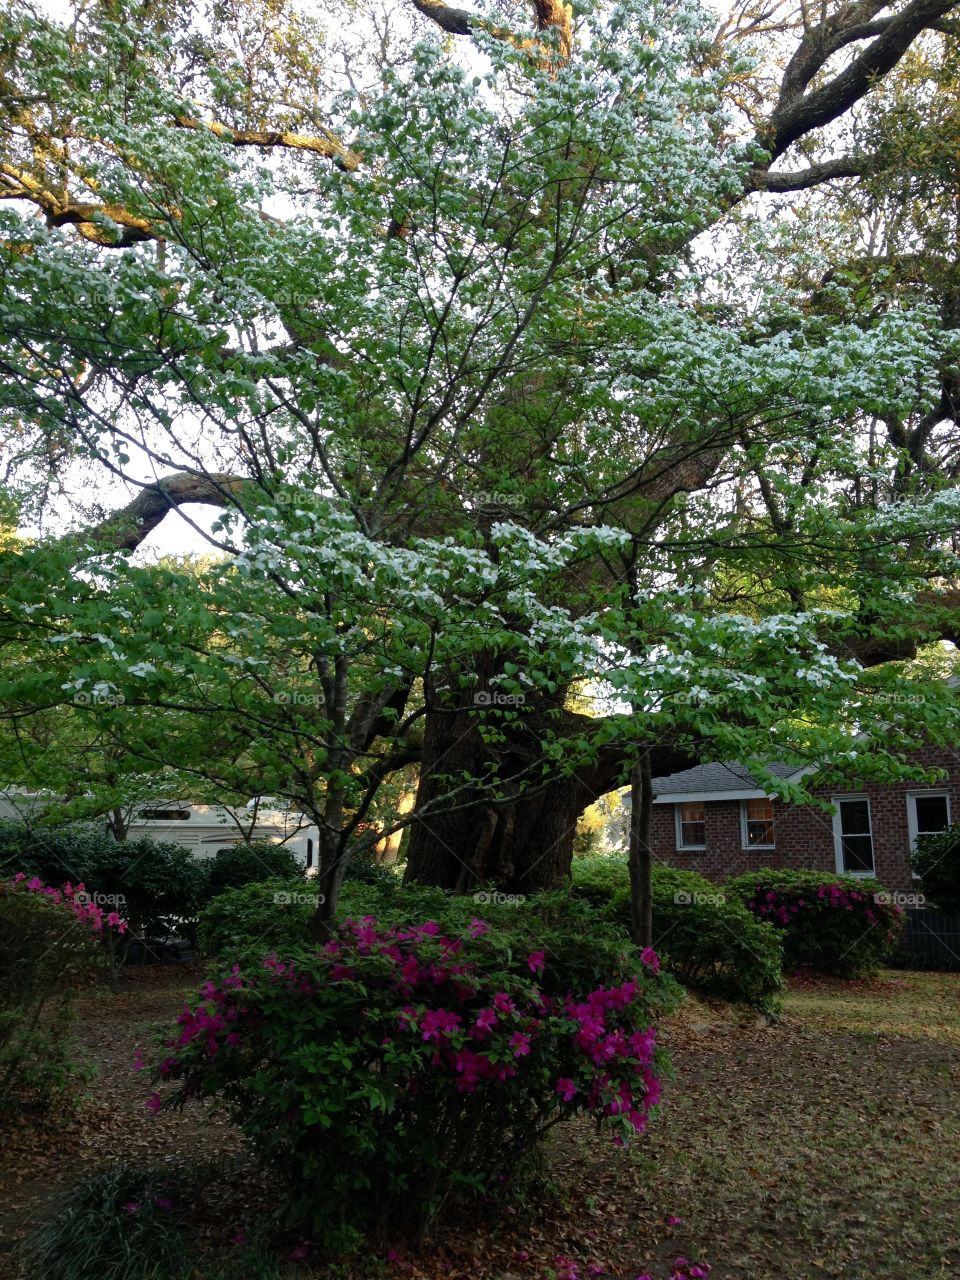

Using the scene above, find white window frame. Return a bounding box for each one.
[674,801,706,851]
[906,791,951,878]
[832,795,875,876]
[906,791,951,849]
[740,798,775,850]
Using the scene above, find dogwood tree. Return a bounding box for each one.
[0,0,959,919]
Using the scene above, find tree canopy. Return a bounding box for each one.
[1,0,959,920]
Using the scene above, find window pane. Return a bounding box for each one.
[745,798,773,821]
[747,820,775,846]
[678,802,705,847]
[745,798,774,846]
[841,835,874,872]
[914,796,949,836]
[839,800,870,836]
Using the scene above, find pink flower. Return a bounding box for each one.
[145,1093,163,1115]
[419,1008,462,1042]
[510,1031,531,1057]
[231,1230,247,1245]
[527,949,545,974]
[473,1007,498,1036]
[122,1202,141,1214]
[666,1214,684,1225]
[556,1077,577,1102]
[469,918,490,938]
[588,1265,605,1275]
[515,1250,530,1262]
[640,947,660,973]
[493,992,515,1014]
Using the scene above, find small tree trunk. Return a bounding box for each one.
[628,752,653,948]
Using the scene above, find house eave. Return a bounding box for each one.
[652,789,772,804]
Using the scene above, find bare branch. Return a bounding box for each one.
[755,152,877,190]
[86,473,249,552]
[173,116,360,172]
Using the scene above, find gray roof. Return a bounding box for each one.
[651,760,805,799]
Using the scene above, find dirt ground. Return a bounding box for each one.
[2,965,959,1280]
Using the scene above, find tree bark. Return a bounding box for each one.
[628,753,653,948]
[404,684,694,894]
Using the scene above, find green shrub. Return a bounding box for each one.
[571,857,784,1013]
[0,876,104,1111]
[22,1164,192,1280]
[202,841,305,903]
[152,907,681,1248]
[0,821,207,940]
[912,823,960,916]
[197,878,318,956]
[725,868,904,977]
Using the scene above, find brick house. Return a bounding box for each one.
[650,744,960,894]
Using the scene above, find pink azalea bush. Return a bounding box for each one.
[0,875,111,1109]
[150,906,680,1246]
[726,870,903,976]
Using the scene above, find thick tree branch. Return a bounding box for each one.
[85,473,249,552]
[766,0,960,160]
[755,152,878,190]
[173,116,359,172]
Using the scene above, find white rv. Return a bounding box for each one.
[127,801,320,868]
[0,789,320,870]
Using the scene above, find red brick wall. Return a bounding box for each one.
[651,744,960,893]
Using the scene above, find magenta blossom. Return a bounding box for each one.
[556,1077,577,1102]
[527,949,546,974]
[510,1031,532,1057]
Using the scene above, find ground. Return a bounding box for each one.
[2,967,959,1280]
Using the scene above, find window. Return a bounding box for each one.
[139,808,190,821]
[742,798,775,848]
[833,797,874,874]
[306,838,314,870]
[676,801,706,849]
[907,793,950,850]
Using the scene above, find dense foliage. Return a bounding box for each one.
[0,822,207,938]
[200,841,306,904]
[1,0,959,922]
[571,857,784,1012]
[725,870,904,977]
[152,906,680,1247]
